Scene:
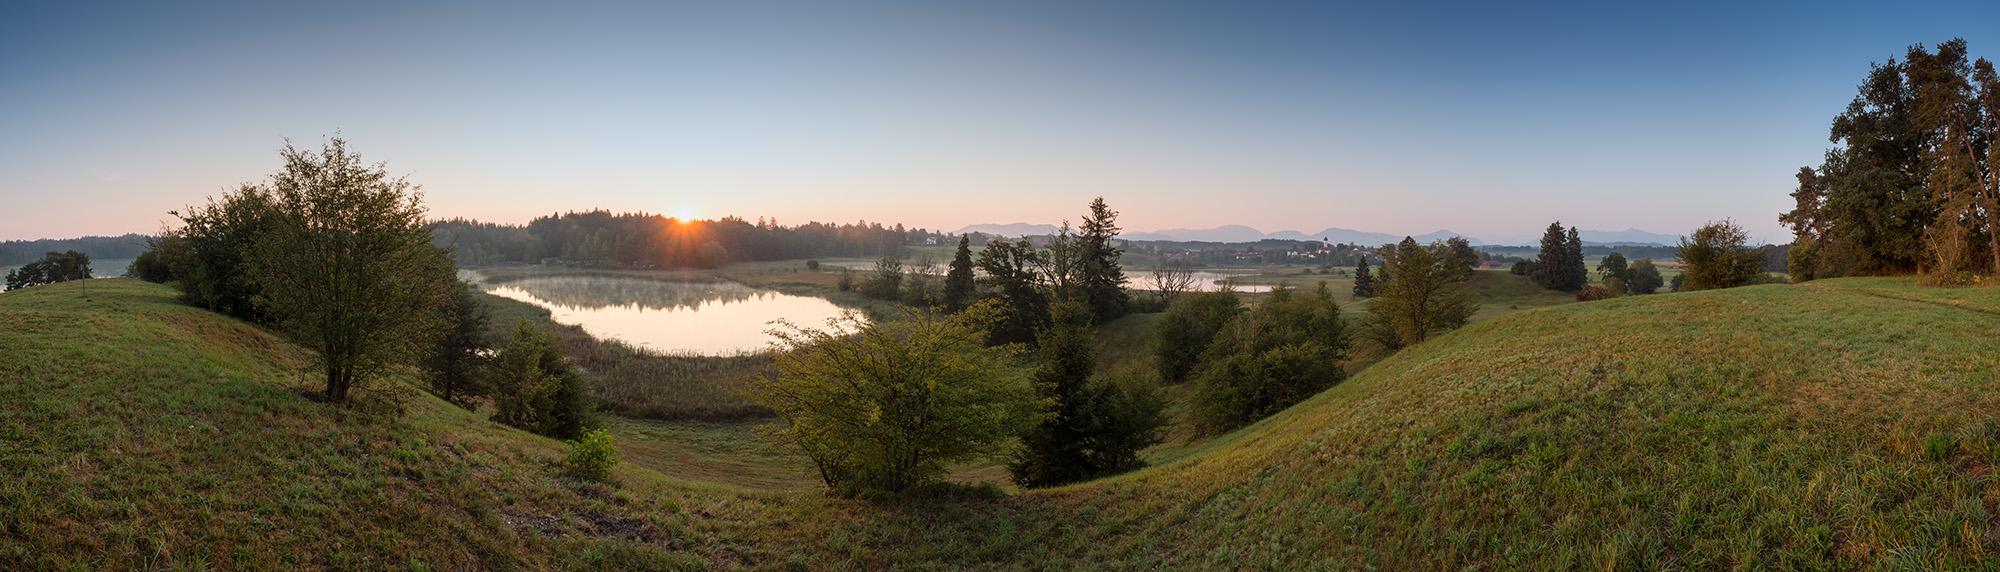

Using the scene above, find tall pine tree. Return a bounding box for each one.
[1078,197,1130,323]
[1533,222,1570,291]
[943,235,976,312]
[1351,258,1376,297]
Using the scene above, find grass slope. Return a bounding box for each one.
[7,277,2000,570]
[0,280,755,570]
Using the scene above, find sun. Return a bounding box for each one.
[674,206,698,221]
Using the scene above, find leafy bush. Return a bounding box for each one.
[1154,290,1242,385]
[493,319,599,440]
[1189,283,1351,434]
[743,303,1042,493]
[565,429,620,480]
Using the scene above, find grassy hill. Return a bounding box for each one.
[6,277,1999,569]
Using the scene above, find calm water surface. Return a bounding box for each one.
[479,274,854,355]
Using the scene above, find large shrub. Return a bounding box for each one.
[1153,290,1242,385]
[492,319,598,440]
[1189,283,1351,434]
[743,304,1042,494]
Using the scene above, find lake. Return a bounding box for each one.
[1184,271,1275,293]
[477,274,856,355]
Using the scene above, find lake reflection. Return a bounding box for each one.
[480,276,855,355]
[1185,272,1274,293]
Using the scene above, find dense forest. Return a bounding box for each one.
[430,211,949,267]
[0,234,149,265]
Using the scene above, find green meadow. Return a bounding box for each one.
[5,275,1999,570]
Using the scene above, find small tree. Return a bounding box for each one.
[1675,220,1764,291]
[1009,300,1167,488]
[1626,258,1665,294]
[492,319,598,440]
[1147,258,1196,303]
[975,237,1050,347]
[166,184,281,322]
[246,138,456,404]
[425,280,494,409]
[1597,252,1630,285]
[1351,259,1376,298]
[861,254,903,300]
[1367,237,1478,348]
[1154,289,1242,385]
[1077,197,1131,323]
[744,305,1043,494]
[1189,282,1350,434]
[942,236,977,312]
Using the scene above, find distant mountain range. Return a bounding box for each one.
[951,224,1685,247]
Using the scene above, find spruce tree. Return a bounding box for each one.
[1008,300,1100,487]
[1533,222,1569,291]
[1078,197,1130,322]
[942,235,976,312]
[1563,226,1587,291]
[1351,258,1376,298]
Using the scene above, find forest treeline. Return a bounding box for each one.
[430,212,950,268]
[1784,38,2000,283]
[0,234,149,266]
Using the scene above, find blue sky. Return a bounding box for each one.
[5,1,1999,243]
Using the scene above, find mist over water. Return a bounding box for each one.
[479,275,855,355]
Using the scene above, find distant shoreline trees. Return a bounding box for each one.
[4,251,91,291]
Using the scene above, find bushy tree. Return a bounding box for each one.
[1351,259,1376,298]
[1368,237,1478,348]
[975,237,1049,347]
[1154,290,1243,385]
[425,280,494,409]
[1077,197,1130,323]
[492,319,598,440]
[160,184,281,321]
[1510,258,1538,277]
[1675,220,1765,291]
[1626,258,1665,295]
[1445,236,1480,276]
[246,138,457,404]
[942,235,976,312]
[1597,252,1630,285]
[1189,283,1350,434]
[4,251,90,291]
[861,254,903,300]
[744,305,1043,494]
[1009,300,1167,488]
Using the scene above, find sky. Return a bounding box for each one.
[6,1,2000,244]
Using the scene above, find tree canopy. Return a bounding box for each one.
[744,306,1043,494]
[3,251,90,291]
[1782,39,2000,283]
[246,137,457,403]
[1368,237,1478,348]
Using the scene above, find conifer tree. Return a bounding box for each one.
[1351,258,1376,298]
[1564,226,1587,291]
[942,235,976,312]
[1533,222,1570,291]
[1078,197,1130,322]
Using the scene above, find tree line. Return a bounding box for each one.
[0,234,148,266]
[1783,38,2000,284]
[432,212,948,268]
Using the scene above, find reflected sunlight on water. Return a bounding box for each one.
[483,276,856,355]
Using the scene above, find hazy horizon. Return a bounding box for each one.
[9,1,2000,244]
